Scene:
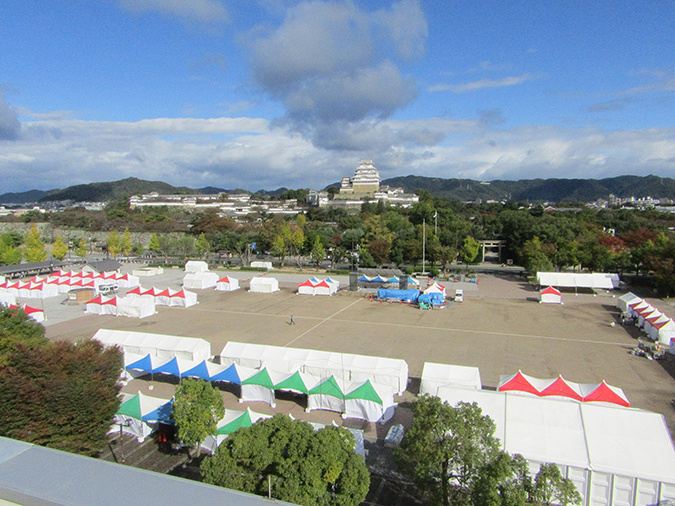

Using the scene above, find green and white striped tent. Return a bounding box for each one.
[344,380,396,423]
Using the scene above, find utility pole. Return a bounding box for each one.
[422,219,426,274]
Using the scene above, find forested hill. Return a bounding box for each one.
[382,174,675,202]
[3,174,675,205]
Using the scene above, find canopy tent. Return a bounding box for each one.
[424,281,447,297]
[437,386,675,506]
[215,276,240,291]
[115,273,140,288]
[307,376,345,414]
[498,371,630,407]
[654,319,675,345]
[181,360,233,382]
[297,279,316,295]
[628,299,651,317]
[112,392,174,442]
[183,271,219,289]
[116,297,156,319]
[201,408,272,453]
[407,277,420,286]
[539,286,563,304]
[126,286,160,300]
[385,276,399,284]
[272,370,316,395]
[249,277,279,293]
[167,289,198,307]
[419,362,482,395]
[184,261,208,273]
[644,313,670,340]
[325,277,340,288]
[220,342,409,394]
[344,379,396,423]
[635,304,659,327]
[239,367,276,406]
[93,329,211,361]
[377,288,420,302]
[0,292,17,306]
[618,292,641,313]
[536,272,620,290]
[22,305,45,323]
[297,278,337,296]
[85,295,118,316]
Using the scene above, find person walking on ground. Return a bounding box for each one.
[290,315,295,325]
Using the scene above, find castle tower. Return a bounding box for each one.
[340,160,380,195]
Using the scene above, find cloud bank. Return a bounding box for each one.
[246,0,427,150]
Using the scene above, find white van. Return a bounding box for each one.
[454,289,464,302]
[98,283,119,296]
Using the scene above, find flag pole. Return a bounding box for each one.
[422,219,426,274]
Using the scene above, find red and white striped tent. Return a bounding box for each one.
[85,295,119,316]
[498,371,630,407]
[539,286,562,304]
[215,276,240,291]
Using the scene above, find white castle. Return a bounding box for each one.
[339,159,381,194]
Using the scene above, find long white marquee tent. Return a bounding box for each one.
[220,342,409,394]
[93,329,211,361]
[537,272,620,290]
[437,387,675,506]
[419,362,482,395]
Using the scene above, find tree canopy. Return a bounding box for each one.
[172,378,224,457]
[201,414,369,506]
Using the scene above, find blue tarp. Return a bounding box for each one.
[418,293,444,306]
[377,288,420,302]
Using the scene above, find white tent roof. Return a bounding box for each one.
[249,277,279,292]
[536,272,619,289]
[184,261,208,273]
[183,271,219,289]
[92,329,211,361]
[617,292,641,313]
[420,362,482,395]
[220,341,409,394]
[436,386,675,484]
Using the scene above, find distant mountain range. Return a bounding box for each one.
[1,174,675,205]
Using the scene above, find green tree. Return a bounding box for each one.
[310,236,325,269]
[196,233,211,259]
[172,378,224,458]
[51,235,68,261]
[394,396,500,506]
[121,228,132,257]
[0,236,22,266]
[75,238,88,259]
[471,452,532,506]
[0,339,122,456]
[107,231,121,258]
[23,224,47,263]
[148,233,161,255]
[459,236,481,269]
[201,415,369,506]
[531,463,581,506]
[0,306,48,364]
[367,238,391,267]
[174,235,197,260]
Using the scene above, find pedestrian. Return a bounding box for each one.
[290,315,295,325]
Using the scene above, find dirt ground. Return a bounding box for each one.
[45,269,675,442]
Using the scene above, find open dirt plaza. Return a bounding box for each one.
[44,267,675,442]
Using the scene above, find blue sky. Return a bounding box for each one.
[1,0,675,193]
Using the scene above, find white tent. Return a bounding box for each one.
[250,261,272,269]
[238,366,276,407]
[185,260,209,273]
[167,288,198,307]
[420,362,482,395]
[423,281,447,297]
[85,295,118,316]
[0,293,16,306]
[539,286,563,304]
[297,279,316,295]
[220,342,409,394]
[117,297,156,319]
[23,305,45,323]
[215,276,240,291]
[618,292,641,313]
[344,380,396,423]
[644,313,670,340]
[111,392,174,443]
[655,319,675,346]
[307,376,346,414]
[93,329,211,361]
[536,272,619,290]
[201,408,272,453]
[249,277,279,293]
[437,386,675,506]
[115,273,140,288]
[183,272,219,289]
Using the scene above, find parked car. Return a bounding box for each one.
[454,289,464,302]
[98,283,119,295]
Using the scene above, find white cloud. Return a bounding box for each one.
[246,0,427,146]
[118,0,228,24]
[429,73,543,93]
[1,113,675,193]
